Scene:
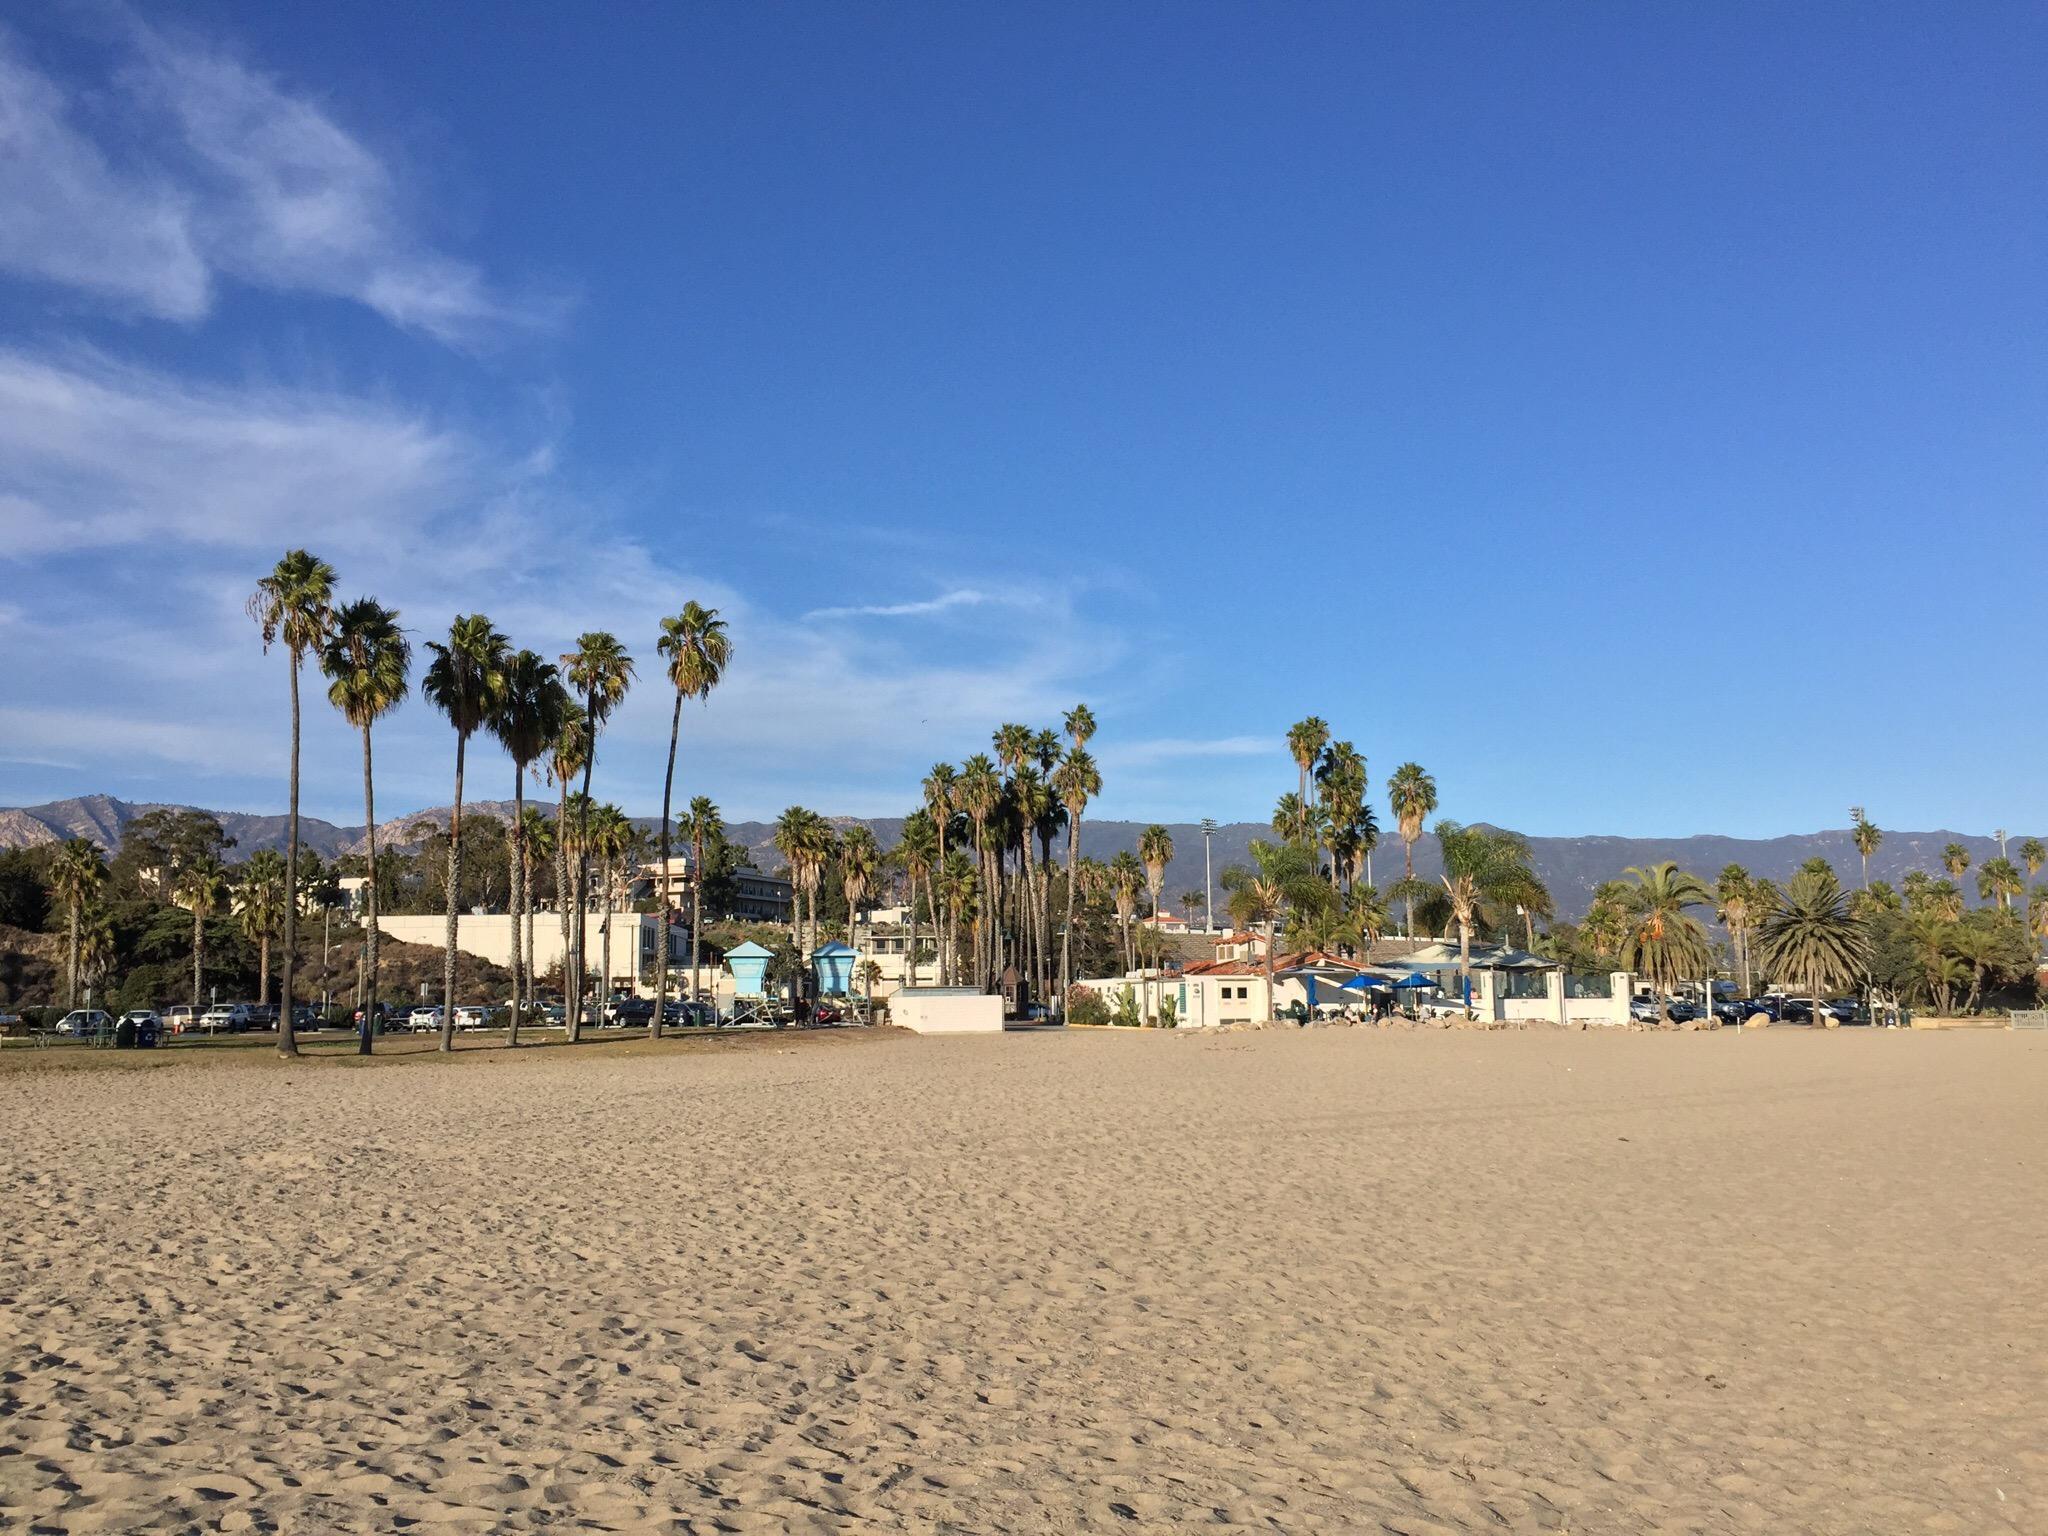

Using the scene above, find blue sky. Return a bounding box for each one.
[1,3,2042,836]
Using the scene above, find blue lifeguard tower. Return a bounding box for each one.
[725,940,775,1026]
[810,941,856,998]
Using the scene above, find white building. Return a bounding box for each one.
[376,911,688,997]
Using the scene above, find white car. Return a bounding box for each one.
[453,1005,491,1030]
[200,1003,252,1032]
[162,1004,200,1033]
[409,1005,444,1031]
[55,1009,114,1037]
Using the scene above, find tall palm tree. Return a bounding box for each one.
[1942,841,1971,888]
[897,809,939,989]
[1221,839,1318,1011]
[1617,861,1715,1021]
[490,650,572,1045]
[1108,850,1144,974]
[956,755,1002,987]
[1387,763,1437,937]
[652,602,731,1034]
[588,804,635,1013]
[546,708,591,1039]
[1054,746,1101,1000]
[248,548,336,1055]
[682,796,723,1004]
[174,856,227,1012]
[840,824,881,949]
[1716,863,1757,997]
[423,614,508,1052]
[1849,807,1882,889]
[1435,820,1532,1011]
[1138,824,1174,1017]
[560,632,634,1035]
[1756,867,1869,1027]
[322,598,411,1055]
[1285,718,1329,839]
[233,850,288,1009]
[51,838,106,1010]
[774,807,827,967]
[922,763,960,984]
[2019,838,2046,882]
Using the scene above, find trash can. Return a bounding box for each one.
[114,1017,138,1050]
[137,1019,160,1049]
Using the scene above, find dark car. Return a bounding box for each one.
[658,1000,718,1029]
[1782,997,1857,1025]
[246,1004,279,1030]
[1711,998,1748,1024]
[606,997,655,1027]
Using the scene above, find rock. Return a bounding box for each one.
[1743,1012,1771,1029]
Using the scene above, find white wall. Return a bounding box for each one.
[376,911,685,996]
[890,990,1004,1034]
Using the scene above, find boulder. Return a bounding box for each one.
[1743,1011,1771,1029]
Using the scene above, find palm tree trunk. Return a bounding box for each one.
[689,825,704,1008]
[1403,839,1416,939]
[66,903,80,1011]
[280,652,302,1056]
[440,732,466,1053]
[509,770,526,1047]
[571,700,599,1038]
[359,724,380,1055]
[1061,807,1081,1001]
[191,903,203,1011]
[600,857,614,1023]
[906,878,919,992]
[259,935,271,1010]
[654,694,680,1037]
[1458,916,1472,1017]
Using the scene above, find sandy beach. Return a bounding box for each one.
[3,1026,2044,1533]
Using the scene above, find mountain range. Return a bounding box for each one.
[2,794,2030,920]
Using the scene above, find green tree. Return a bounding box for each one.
[1756,866,1869,1026]
[1285,718,1330,839]
[423,614,508,1050]
[1054,744,1100,998]
[1137,824,1175,1017]
[1976,856,2023,912]
[896,809,939,990]
[546,708,591,1037]
[560,632,634,1034]
[51,838,106,1009]
[1221,838,1321,1007]
[2018,838,2045,881]
[682,796,724,1002]
[322,598,411,1054]
[1942,842,1971,886]
[1387,763,1437,937]
[922,762,960,984]
[840,824,881,949]
[1434,821,1537,1008]
[652,602,730,1034]
[1849,806,1882,888]
[248,548,335,1054]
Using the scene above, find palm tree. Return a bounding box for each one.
[248,548,336,1055]
[233,850,288,1009]
[423,614,508,1052]
[588,804,635,1015]
[1617,861,1714,1021]
[682,796,722,1004]
[1387,763,1437,937]
[2019,838,2045,882]
[1756,867,1870,1027]
[174,856,227,1011]
[1716,864,1757,997]
[651,602,730,1035]
[1286,718,1329,839]
[490,650,572,1044]
[1849,807,1882,889]
[897,810,939,990]
[1108,851,1144,974]
[51,838,106,1010]
[956,756,1003,988]
[546,709,591,1039]
[1054,747,1101,1001]
[1943,841,1971,888]
[322,598,411,1055]
[841,825,881,950]
[1435,821,1533,1012]
[560,632,635,1034]
[1221,839,1319,1012]
[774,807,828,967]
[1977,857,2023,912]
[1138,824,1174,1018]
[922,763,959,983]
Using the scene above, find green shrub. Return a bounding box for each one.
[1064,985,1109,1026]
[1110,986,1141,1028]
[1157,993,1179,1029]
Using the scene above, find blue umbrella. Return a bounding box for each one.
[1390,973,1435,990]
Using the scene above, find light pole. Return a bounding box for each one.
[1200,818,1216,933]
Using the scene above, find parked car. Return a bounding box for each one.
[199,1003,253,1032]
[453,1004,493,1030]
[55,1008,114,1037]
[408,1005,445,1032]
[1782,997,1858,1025]
[291,1004,322,1030]
[162,1004,200,1034]
[1627,997,1665,1024]
[244,1004,278,1030]
[604,997,655,1027]
[118,1009,162,1031]
[657,1000,718,1029]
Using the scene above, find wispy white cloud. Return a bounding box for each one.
[805,588,1017,621]
[0,20,543,344]
[1096,736,1276,769]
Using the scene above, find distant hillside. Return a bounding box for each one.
[0,794,2032,919]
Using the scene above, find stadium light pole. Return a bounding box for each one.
[1200,817,1217,933]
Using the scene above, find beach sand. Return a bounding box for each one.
[4,1026,2044,1533]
